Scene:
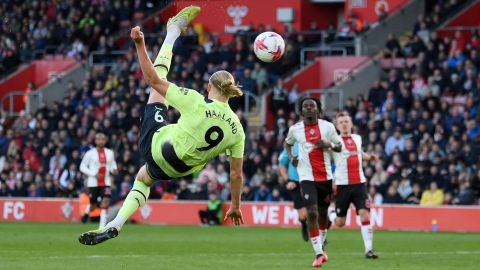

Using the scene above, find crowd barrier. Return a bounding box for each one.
[1,198,479,232]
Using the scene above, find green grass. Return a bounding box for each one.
[0,223,479,270]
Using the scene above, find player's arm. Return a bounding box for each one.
[109,150,119,175]
[285,126,299,166]
[315,140,341,152]
[229,157,243,209]
[278,149,291,182]
[315,123,342,152]
[224,135,245,225]
[132,26,201,113]
[278,165,289,182]
[331,142,342,152]
[79,152,96,177]
[225,156,244,225]
[285,143,299,167]
[279,155,298,190]
[314,134,342,152]
[131,26,170,97]
[362,151,379,161]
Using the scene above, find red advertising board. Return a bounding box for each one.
[438,1,480,39]
[442,0,480,27]
[0,198,78,223]
[2,198,480,232]
[345,0,410,24]
[282,56,369,96]
[161,0,300,35]
[155,0,341,43]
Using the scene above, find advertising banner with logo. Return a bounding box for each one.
[156,0,342,43]
[0,198,77,222]
[160,0,299,36]
[2,198,480,232]
[345,0,410,23]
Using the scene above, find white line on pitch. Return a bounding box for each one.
[37,250,480,260]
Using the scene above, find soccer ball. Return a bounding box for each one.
[253,31,285,63]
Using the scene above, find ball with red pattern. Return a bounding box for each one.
[253,31,285,63]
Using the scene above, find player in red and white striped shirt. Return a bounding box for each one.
[80,133,118,228]
[285,98,342,268]
[329,111,379,259]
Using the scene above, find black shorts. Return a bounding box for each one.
[300,180,333,207]
[88,186,111,204]
[289,181,306,209]
[335,183,370,217]
[139,103,172,181]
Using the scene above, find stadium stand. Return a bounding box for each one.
[0,0,163,79]
[0,0,479,207]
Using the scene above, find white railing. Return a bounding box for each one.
[1,91,43,117]
[242,92,260,118]
[88,50,129,67]
[294,89,344,118]
[300,47,348,66]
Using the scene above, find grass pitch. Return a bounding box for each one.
[0,223,479,270]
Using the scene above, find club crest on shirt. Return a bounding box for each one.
[347,139,352,145]
[179,87,189,95]
[309,129,315,135]
[304,194,309,200]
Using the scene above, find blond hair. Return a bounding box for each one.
[334,111,352,124]
[209,70,243,98]
[335,111,351,119]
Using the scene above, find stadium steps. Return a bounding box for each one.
[247,113,263,132]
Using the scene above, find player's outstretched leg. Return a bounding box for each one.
[153,5,200,79]
[148,5,201,105]
[78,166,152,245]
[167,5,201,30]
[78,226,119,246]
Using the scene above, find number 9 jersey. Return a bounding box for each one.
[146,83,245,180]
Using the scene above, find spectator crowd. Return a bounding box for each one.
[0,0,161,78]
[0,0,479,206]
[0,4,309,205]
